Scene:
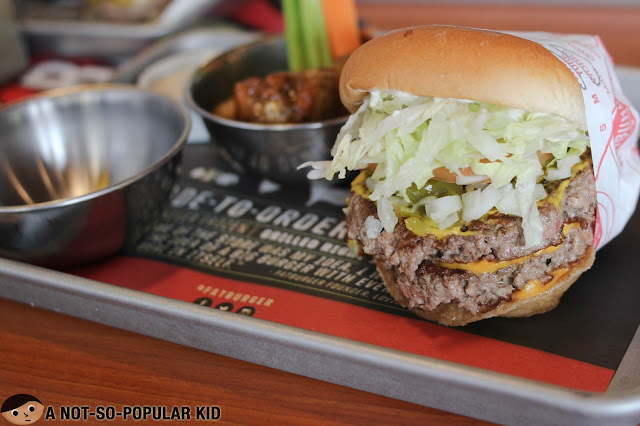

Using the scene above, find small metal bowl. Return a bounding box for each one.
[186,37,347,185]
[0,84,190,267]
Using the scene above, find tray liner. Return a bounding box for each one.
[65,143,640,393]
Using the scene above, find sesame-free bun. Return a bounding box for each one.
[339,25,586,124]
[375,245,595,327]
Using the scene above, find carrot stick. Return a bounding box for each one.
[320,0,361,60]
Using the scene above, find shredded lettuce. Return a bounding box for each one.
[300,92,589,247]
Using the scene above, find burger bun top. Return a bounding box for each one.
[339,25,586,124]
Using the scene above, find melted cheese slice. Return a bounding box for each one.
[438,243,562,274]
[512,267,569,300]
[438,222,581,274]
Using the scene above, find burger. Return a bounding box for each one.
[303,25,596,326]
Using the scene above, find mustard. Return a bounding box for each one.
[405,215,476,238]
[350,170,371,197]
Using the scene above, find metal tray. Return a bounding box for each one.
[2,31,640,424]
[1,253,639,425]
[1,138,640,425]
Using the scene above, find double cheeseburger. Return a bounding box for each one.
[304,25,596,326]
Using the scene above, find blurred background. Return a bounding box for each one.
[2,0,639,102]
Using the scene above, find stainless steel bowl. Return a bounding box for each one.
[0,84,190,267]
[186,37,347,185]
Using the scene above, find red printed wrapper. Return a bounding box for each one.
[505,31,640,249]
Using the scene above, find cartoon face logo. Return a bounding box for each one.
[214,302,234,312]
[194,297,213,307]
[1,394,44,425]
[236,306,255,317]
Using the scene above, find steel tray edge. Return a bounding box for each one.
[1,257,639,426]
[18,0,216,38]
[109,27,260,84]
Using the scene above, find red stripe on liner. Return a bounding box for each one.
[67,256,614,393]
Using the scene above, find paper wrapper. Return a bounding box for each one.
[504,30,640,250]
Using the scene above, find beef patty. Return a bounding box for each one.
[346,164,596,316]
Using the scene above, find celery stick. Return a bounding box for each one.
[283,0,333,71]
[282,0,303,71]
[308,0,332,69]
[299,0,319,69]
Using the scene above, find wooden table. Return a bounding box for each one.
[0,298,490,424]
[2,3,638,424]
